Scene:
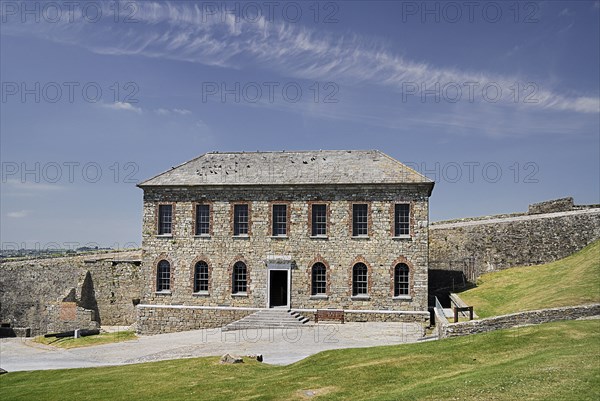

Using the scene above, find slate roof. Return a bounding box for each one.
[138,150,433,189]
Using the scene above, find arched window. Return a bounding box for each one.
[156,260,171,291]
[352,263,368,296]
[232,261,247,294]
[194,261,209,293]
[394,263,410,296]
[311,263,327,295]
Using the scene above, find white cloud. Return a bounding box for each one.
[154,108,192,116]
[102,102,142,114]
[155,108,171,115]
[4,1,598,115]
[7,210,29,218]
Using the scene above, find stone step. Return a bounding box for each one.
[222,309,310,332]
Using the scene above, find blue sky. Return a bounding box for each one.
[1,0,599,249]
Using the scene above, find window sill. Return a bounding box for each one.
[233,235,249,239]
[194,234,211,239]
[310,235,329,240]
[393,295,412,301]
[310,295,329,300]
[155,234,173,239]
[351,295,370,301]
[351,236,370,240]
[392,235,411,240]
[270,235,288,239]
[193,292,210,297]
[231,292,248,297]
[155,291,172,295]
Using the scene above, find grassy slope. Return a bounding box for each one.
[2,320,599,401]
[33,331,137,349]
[458,240,600,318]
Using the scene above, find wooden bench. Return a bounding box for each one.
[315,309,344,324]
[449,293,475,323]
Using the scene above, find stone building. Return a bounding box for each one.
[136,150,434,334]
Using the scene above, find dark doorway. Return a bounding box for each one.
[269,270,288,307]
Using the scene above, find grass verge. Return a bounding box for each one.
[32,331,137,349]
[458,240,600,317]
[2,320,598,400]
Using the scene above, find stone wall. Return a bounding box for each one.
[435,304,600,338]
[136,305,257,335]
[136,305,430,335]
[297,309,430,324]
[430,199,600,281]
[0,251,142,336]
[141,184,431,313]
[46,302,99,333]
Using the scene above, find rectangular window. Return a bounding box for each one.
[311,204,327,236]
[352,204,369,236]
[158,205,172,235]
[234,204,249,236]
[272,204,287,236]
[395,204,410,236]
[195,204,210,235]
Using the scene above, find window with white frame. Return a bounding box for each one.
[394,263,410,296]
[156,260,171,291]
[352,263,368,296]
[394,204,410,236]
[158,205,172,235]
[232,261,247,293]
[194,261,209,293]
[311,263,327,295]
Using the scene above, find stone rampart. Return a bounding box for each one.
[430,199,600,281]
[0,251,142,336]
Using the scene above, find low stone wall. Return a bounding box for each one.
[293,309,429,325]
[436,304,600,338]
[136,305,257,335]
[46,302,99,334]
[137,306,430,335]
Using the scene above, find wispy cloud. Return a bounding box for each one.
[173,108,191,115]
[1,179,65,198]
[7,210,30,218]
[102,102,142,114]
[154,108,192,116]
[2,1,598,115]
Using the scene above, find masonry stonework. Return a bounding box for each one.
[138,150,434,334]
[0,252,142,336]
[429,198,600,281]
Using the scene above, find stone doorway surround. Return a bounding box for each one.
[266,255,292,309]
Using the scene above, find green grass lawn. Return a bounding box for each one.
[33,331,137,349]
[2,320,598,401]
[458,240,600,318]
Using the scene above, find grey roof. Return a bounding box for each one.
[138,150,433,188]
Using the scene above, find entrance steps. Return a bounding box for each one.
[222,309,311,332]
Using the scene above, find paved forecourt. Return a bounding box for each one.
[0,322,424,371]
